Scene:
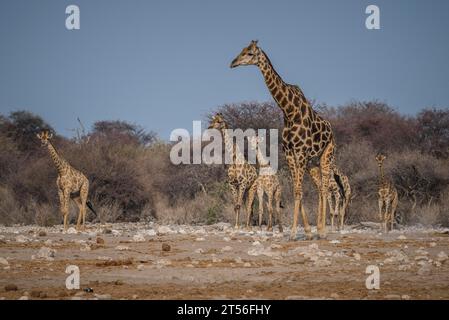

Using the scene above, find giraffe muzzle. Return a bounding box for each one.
[230,59,239,68]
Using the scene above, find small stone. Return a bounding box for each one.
[0,257,9,266]
[194,248,204,254]
[18,296,29,300]
[330,293,339,299]
[38,231,47,237]
[30,290,43,298]
[252,241,261,246]
[15,235,29,243]
[429,242,437,247]
[66,227,77,234]
[353,253,361,261]
[114,280,124,285]
[223,237,231,242]
[103,228,112,234]
[195,237,205,242]
[94,293,112,300]
[437,251,448,263]
[384,294,401,300]
[137,264,145,271]
[132,234,145,242]
[329,240,340,244]
[157,226,172,235]
[36,247,56,260]
[397,235,407,240]
[243,262,251,267]
[96,237,105,245]
[401,295,411,300]
[132,294,139,299]
[80,244,91,252]
[221,246,232,252]
[5,284,18,291]
[417,263,432,276]
[115,245,129,251]
[162,243,171,252]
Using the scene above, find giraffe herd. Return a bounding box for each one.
[36,40,399,239]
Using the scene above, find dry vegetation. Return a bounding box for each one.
[0,101,448,228]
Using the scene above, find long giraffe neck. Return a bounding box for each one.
[250,139,269,167]
[47,143,68,175]
[378,162,385,185]
[257,49,308,121]
[221,128,245,164]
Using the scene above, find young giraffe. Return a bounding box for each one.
[375,154,398,232]
[231,40,337,239]
[309,167,351,231]
[246,135,283,232]
[36,131,95,231]
[208,114,258,229]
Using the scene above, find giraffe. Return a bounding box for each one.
[208,114,258,229]
[309,167,351,231]
[375,154,398,232]
[36,131,96,231]
[231,40,337,239]
[246,135,283,232]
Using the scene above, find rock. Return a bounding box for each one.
[137,264,145,271]
[4,284,18,291]
[132,294,139,299]
[384,250,409,264]
[145,229,157,237]
[330,293,339,299]
[243,262,251,267]
[429,242,437,247]
[417,263,432,276]
[196,237,205,242]
[66,227,78,234]
[329,240,340,244]
[414,256,428,261]
[102,228,112,234]
[314,258,332,267]
[96,237,105,245]
[353,253,361,261]
[18,296,29,300]
[0,257,8,266]
[38,231,47,237]
[36,247,56,261]
[30,290,46,298]
[223,237,231,242]
[270,244,282,249]
[398,264,412,271]
[115,245,129,251]
[234,257,243,264]
[44,239,52,245]
[157,226,172,235]
[397,235,407,240]
[221,246,232,252]
[80,244,91,252]
[15,235,29,243]
[402,295,411,300]
[94,294,112,300]
[194,248,204,254]
[437,251,448,263]
[162,243,171,252]
[132,234,145,242]
[384,294,401,300]
[114,280,124,286]
[252,241,261,246]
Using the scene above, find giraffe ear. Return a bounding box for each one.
[48,133,53,139]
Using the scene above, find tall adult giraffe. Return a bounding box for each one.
[231,40,337,239]
[36,131,96,231]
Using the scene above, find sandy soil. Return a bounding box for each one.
[0,222,448,300]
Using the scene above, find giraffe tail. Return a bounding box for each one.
[86,200,97,217]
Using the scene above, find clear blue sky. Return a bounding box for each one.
[1,0,448,139]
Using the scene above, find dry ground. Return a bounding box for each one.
[0,222,448,300]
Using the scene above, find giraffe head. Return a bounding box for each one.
[230,40,261,68]
[36,131,53,146]
[375,153,386,166]
[208,113,228,130]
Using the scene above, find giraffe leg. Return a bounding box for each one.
[292,169,309,240]
[334,192,340,231]
[79,182,88,231]
[391,191,398,231]
[318,144,335,239]
[267,191,274,232]
[257,186,264,230]
[328,195,335,232]
[59,190,70,232]
[384,199,391,232]
[245,182,257,230]
[274,186,283,233]
[229,183,239,229]
[235,183,246,229]
[74,197,83,230]
[340,196,349,231]
[378,198,384,229]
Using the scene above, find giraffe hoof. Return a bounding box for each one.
[267,227,273,232]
